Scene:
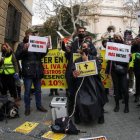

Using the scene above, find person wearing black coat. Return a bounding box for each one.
[72,42,106,124]
[15,35,48,116]
[62,27,97,115]
[106,34,129,113]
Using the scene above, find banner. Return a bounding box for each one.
[75,60,98,77]
[100,50,112,88]
[41,49,67,89]
[28,35,48,53]
[105,42,131,63]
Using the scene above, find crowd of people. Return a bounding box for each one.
[0,25,140,126]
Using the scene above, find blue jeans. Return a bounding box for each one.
[23,78,42,109]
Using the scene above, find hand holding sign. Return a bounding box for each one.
[73,70,80,78]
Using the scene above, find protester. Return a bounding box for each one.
[15,31,48,116]
[0,43,19,104]
[124,30,135,95]
[101,25,116,40]
[106,33,129,113]
[62,26,97,115]
[72,42,106,124]
[129,35,140,103]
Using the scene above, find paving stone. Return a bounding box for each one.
[0,89,140,140]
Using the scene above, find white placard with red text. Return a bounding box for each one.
[28,36,48,53]
[46,36,52,49]
[105,42,131,63]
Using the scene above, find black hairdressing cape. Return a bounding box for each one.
[72,56,106,122]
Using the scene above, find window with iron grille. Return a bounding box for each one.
[5,4,22,43]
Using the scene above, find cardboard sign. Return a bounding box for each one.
[41,49,67,89]
[73,53,81,62]
[100,50,112,88]
[28,35,48,53]
[14,121,39,134]
[79,136,107,140]
[47,36,52,49]
[42,131,66,140]
[75,60,98,77]
[105,42,131,63]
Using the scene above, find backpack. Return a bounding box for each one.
[51,117,80,135]
[0,100,19,121]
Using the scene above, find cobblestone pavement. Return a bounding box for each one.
[0,89,140,140]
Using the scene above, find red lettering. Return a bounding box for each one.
[108,52,115,56]
[63,64,67,69]
[108,46,118,51]
[41,80,46,86]
[50,64,61,69]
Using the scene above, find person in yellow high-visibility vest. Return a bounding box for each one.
[0,43,19,104]
[129,52,140,103]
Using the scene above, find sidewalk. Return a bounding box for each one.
[0,89,140,140]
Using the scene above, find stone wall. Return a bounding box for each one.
[0,0,32,46]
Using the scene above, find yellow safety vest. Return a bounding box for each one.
[0,54,15,74]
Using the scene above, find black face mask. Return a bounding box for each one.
[78,34,85,39]
[82,48,90,56]
[23,37,29,43]
[2,48,6,53]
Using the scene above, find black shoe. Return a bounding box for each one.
[37,106,48,112]
[134,97,139,103]
[136,104,140,108]
[124,106,129,113]
[49,93,53,96]
[98,116,104,124]
[25,109,30,116]
[114,106,119,112]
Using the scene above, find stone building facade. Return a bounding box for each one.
[0,0,33,47]
[81,0,139,46]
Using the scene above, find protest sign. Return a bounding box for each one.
[14,121,39,134]
[79,136,107,140]
[73,53,81,62]
[47,36,52,49]
[100,50,112,88]
[42,131,66,140]
[41,49,67,89]
[75,60,98,77]
[28,35,48,53]
[105,42,131,63]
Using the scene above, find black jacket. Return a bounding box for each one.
[15,42,48,78]
[71,56,106,122]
